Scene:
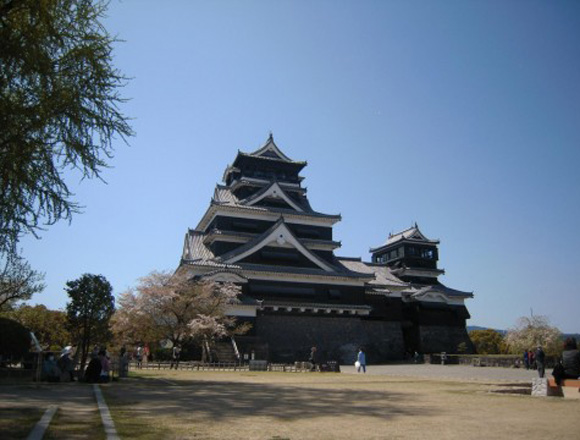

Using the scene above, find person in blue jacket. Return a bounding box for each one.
[357,348,366,373]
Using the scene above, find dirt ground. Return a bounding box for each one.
[101,369,580,440]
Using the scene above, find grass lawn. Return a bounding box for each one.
[103,369,580,440]
[0,407,44,440]
[0,380,104,440]
[44,403,105,440]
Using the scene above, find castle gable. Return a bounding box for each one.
[219,218,336,272]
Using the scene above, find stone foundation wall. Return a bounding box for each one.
[419,325,474,354]
[255,314,405,363]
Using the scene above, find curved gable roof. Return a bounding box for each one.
[219,217,336,272]
[241,181,305,212]
[370,223,439,252]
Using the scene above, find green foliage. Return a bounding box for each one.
[0,0,133,257]
[469,329,506,354]
[456,342,468,354]
[504,315,562,356]
[65,273,114,368]
[0,317,31,360]
[4,304,70,349]
[0,253,45,311]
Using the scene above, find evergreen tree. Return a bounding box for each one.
[65,273,114,369]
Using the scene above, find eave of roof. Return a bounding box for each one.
[195,202,341,232]
[217,217,337,272]
[370,224,439,252]
[234,151,307,167]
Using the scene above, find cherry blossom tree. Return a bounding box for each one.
[112,271,246,354]
[504,315,562,356]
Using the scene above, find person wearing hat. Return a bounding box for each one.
[58,346,74,381]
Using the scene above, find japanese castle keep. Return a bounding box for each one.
[178,135,474,363]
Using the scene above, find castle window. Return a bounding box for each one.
[328,289,341,299]
[421,249,435,259]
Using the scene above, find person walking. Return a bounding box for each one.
[356,348,366,373]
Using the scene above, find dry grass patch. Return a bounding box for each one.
[44,404,105,440]
[0,407,43,439]
[104,370,579,440]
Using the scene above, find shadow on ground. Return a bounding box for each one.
[103,376,434,422]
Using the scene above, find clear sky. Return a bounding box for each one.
[20,0,580,333]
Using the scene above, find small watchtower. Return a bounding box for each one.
[369,223,444,285]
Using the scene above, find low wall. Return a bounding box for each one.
[426,354,560,368]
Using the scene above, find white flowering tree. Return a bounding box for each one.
[504,315,562,356]
[111,271,245,353]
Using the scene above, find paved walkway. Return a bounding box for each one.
[341,363,540,382]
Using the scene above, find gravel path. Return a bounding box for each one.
[341,363,540,382]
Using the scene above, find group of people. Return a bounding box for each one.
[135,344,150,368]
[308,346,367,373]
[41,345,114,383]
[523,338,580,382]
[84,346,112,383]
[41,346,75,382]
[524,346,546,377]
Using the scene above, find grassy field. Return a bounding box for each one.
[0,380,104,440]
[101,369,579,440]
[0,407,44,439]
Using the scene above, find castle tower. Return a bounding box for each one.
[370,224,474,354]
[178,136,474,361]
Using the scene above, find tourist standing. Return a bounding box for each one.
[356,348,366,373]
[119,345,129,378]
[413,351,420,364]
[136,345,143,369]
[171,344,181,370]
[99,350,110,383]
[309,346,318,372]
[42,353,61,382]
[535,345,546,378]
[58,346,75,382]
[523,351,529,369]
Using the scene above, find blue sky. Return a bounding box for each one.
[20,0,580,332]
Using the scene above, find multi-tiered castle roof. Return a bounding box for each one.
[177,135,474,361]
[181,134,373,284]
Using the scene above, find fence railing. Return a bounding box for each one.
[129,360,248,371]
[425,353,560,368]
[127,360,341,373]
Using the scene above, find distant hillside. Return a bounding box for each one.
[467,326,579,340]
[467,326,506,335]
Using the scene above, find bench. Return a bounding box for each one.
[548,377,580,399]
